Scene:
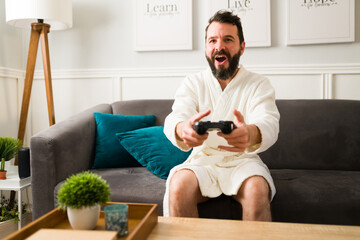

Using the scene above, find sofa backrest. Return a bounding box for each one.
[112,99,360,171]
[260,100,360,171]
[112,99,174,126]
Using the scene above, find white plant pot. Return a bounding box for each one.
[67,204,100,230]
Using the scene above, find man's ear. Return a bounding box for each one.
[240,42,246,56]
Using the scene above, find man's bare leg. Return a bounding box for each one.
[169,169,208,217]
[233,176,272,221]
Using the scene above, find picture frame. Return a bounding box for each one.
[286,0,355,45]
[134,0,193,51]
[208,0,271,47]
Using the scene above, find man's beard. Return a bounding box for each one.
[206,49,241,81]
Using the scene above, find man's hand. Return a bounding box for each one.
[217,109,261,152]
[176,110,211,148]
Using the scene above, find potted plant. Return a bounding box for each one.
[0,137,23,180]
[57,171,111,230]
[0,196,27,223]
[0,195,29,238]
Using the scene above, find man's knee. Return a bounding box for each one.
[169,169,198,201]
[236,176,272,221]
[236,176,271,204]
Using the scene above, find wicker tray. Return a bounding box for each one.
[5,202,158,240]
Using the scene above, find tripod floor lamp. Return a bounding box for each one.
[5,0,72,164]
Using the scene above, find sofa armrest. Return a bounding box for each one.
[30,104,111,220]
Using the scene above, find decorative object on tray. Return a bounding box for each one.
[0,137,23,180]
[104,204,129,237]
[57,171,111,230]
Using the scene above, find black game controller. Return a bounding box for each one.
[193,121,236,135]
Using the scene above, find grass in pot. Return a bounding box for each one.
[57,171,111,230]
[0,137,23,180]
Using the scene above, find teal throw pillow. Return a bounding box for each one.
[92,112,156,169]
[116,126,191,179]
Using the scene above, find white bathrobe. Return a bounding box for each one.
[163,65,280,217]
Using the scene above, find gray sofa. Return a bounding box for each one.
[30,99,360,225]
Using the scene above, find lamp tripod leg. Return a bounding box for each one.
[17,26,41,155]
[17,23,56,156]
[40,25,55,126]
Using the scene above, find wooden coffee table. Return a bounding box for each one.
[5,203,360,240]
[148,217,360,240]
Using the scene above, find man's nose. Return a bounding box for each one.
[215,40,225,51]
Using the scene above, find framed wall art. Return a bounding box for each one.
[134,0,192,51]
[208,0,271,47]
[286,0,355,45]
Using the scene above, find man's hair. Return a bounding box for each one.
[205,10,244,44]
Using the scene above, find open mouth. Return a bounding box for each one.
[215,55,227,64]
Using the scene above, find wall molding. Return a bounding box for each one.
[0,67,25,79]
[26,63,360,80]
[247,63,360,75]
[33,67,204,79]
[0,63,357,80]
[322,73,333,99]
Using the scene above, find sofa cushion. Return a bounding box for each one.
[92,168,166,216]
[270,169,360,225]
[198,169,360,225]
[92,113,156,169]
[116,126,191,179]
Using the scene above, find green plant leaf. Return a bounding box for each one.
[57,171,111,209]
[0,137,23,171]
[0,195,27,223]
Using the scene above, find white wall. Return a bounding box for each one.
[45,0,360,69]
[2,0,360,69]
[0,3,24,69]
[1,0,360,145]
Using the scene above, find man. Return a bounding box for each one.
[163,10,280,221]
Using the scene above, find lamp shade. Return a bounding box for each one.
[5,0,72,31]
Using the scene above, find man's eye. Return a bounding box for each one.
[225,38,233,42]
[209,39,216,44]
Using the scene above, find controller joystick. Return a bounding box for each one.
[193,121,236,135]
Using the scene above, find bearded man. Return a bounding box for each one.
[163,10,280,221]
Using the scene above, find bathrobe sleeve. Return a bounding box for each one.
[245,77,280,154]
[164,75,200,151]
